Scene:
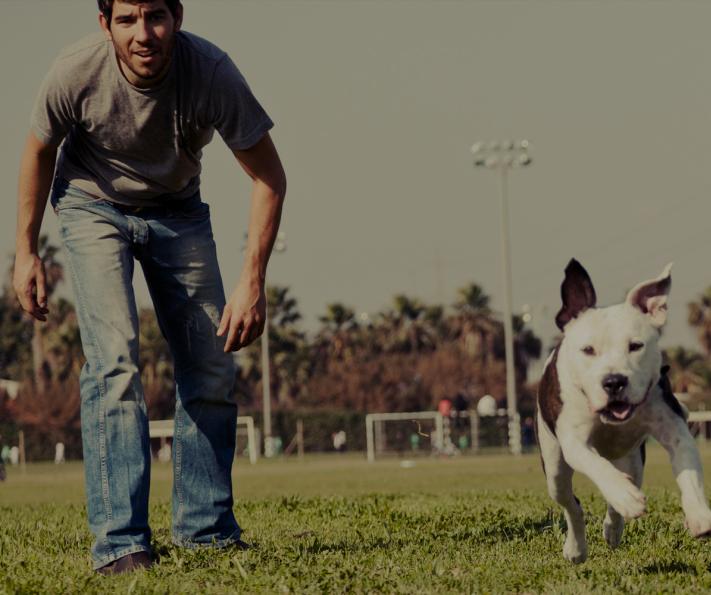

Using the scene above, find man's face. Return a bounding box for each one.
[99,1,183,88]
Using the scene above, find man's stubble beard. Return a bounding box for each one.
[113,35,176,87]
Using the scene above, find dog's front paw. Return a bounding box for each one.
[563,535,587,564]
[686,511,711,538]
[603,478,646,520]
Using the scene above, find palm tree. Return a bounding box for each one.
[512,314,542,383]
[239,285,309,408]
[43,298,83,381]
[450,283,497,363]
[663,346,711,395]
[392,295,424,322]
[30,236,64,390]
[138,308,175,419]
[454,283,491,315]
[688,287,711,357]
[268,286,302,327]
[0,287,33,380]
[3,236,65,389]
[318,302,356,333]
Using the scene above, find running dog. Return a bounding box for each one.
[537,259,711,563]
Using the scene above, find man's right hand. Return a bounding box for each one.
[13,251,48,321]
[15,131,58,323]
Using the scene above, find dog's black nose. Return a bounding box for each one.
[602,374,628,397]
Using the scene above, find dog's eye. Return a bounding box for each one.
[629,341,644,352]
[581,345,596,356]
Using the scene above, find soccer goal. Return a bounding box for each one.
[365,409,514,462]
[365,411,445,462]
[148,416,258,464]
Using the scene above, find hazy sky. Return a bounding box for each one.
[2,0,711,354]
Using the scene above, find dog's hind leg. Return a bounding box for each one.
[538,413,587,563]
[603,444,645,549]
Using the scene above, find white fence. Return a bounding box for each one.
[688,411,711,441]
[148,416,258,464]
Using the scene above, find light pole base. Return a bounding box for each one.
[508,412,522,456]
[264,436,278,458]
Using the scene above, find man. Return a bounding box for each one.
[0,435,6,482]
[14,0,286,575]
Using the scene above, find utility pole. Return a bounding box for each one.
[243,231,286,458]
[262,231,286,458]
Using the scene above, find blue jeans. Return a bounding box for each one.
[51,180,240,569]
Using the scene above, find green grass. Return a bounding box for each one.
[2,446,711,593]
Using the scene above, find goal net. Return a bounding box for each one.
[365,410,512,462]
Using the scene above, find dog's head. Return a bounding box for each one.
[556,259,672,424]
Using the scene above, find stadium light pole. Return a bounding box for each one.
[471,140,532,456]
[262,231,287,458]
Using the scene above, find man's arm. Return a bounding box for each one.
[14,131,59,321]
[217,132,286,351]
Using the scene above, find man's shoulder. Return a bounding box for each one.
[178,31,229,66]
[56,32,109,64]
[52,32,110,79]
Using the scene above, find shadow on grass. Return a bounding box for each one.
[641,561,697,575]
[286,512,561,556]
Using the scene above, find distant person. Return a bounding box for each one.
[332,430,346,453]
[54,442,65,464]
[9,447,19,466]
[157,441,172,463]
[437,397,452,418]
[0,436,5,481]
[409,432,420,452]
[521,416,535,448]
[14,0,285,575]
[453,392,468,428]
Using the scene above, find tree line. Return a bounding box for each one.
[2,238,711,456]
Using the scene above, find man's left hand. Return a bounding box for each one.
[217,278,267,352]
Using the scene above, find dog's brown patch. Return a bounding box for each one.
[537,347,563,436]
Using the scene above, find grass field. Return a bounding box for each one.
[3,446,711,593]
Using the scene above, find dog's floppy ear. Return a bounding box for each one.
[555,259,597,331]
[626,263,672,328]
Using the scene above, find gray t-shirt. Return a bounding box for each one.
[31,31,274,206]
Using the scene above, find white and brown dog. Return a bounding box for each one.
[537,259,711,563]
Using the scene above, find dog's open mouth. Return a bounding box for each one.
[600,400,637,423]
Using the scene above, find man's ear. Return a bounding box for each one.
[626,263,672,328]
[98,13,112,40]
[174,3,184,32]
[555,259,597,331]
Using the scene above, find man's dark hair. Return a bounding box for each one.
[97,0,181,23]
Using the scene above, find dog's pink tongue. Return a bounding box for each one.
[608,402,631,420]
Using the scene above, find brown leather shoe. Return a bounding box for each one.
[96,551,152,576]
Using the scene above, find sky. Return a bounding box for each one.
[2,0,711,356]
